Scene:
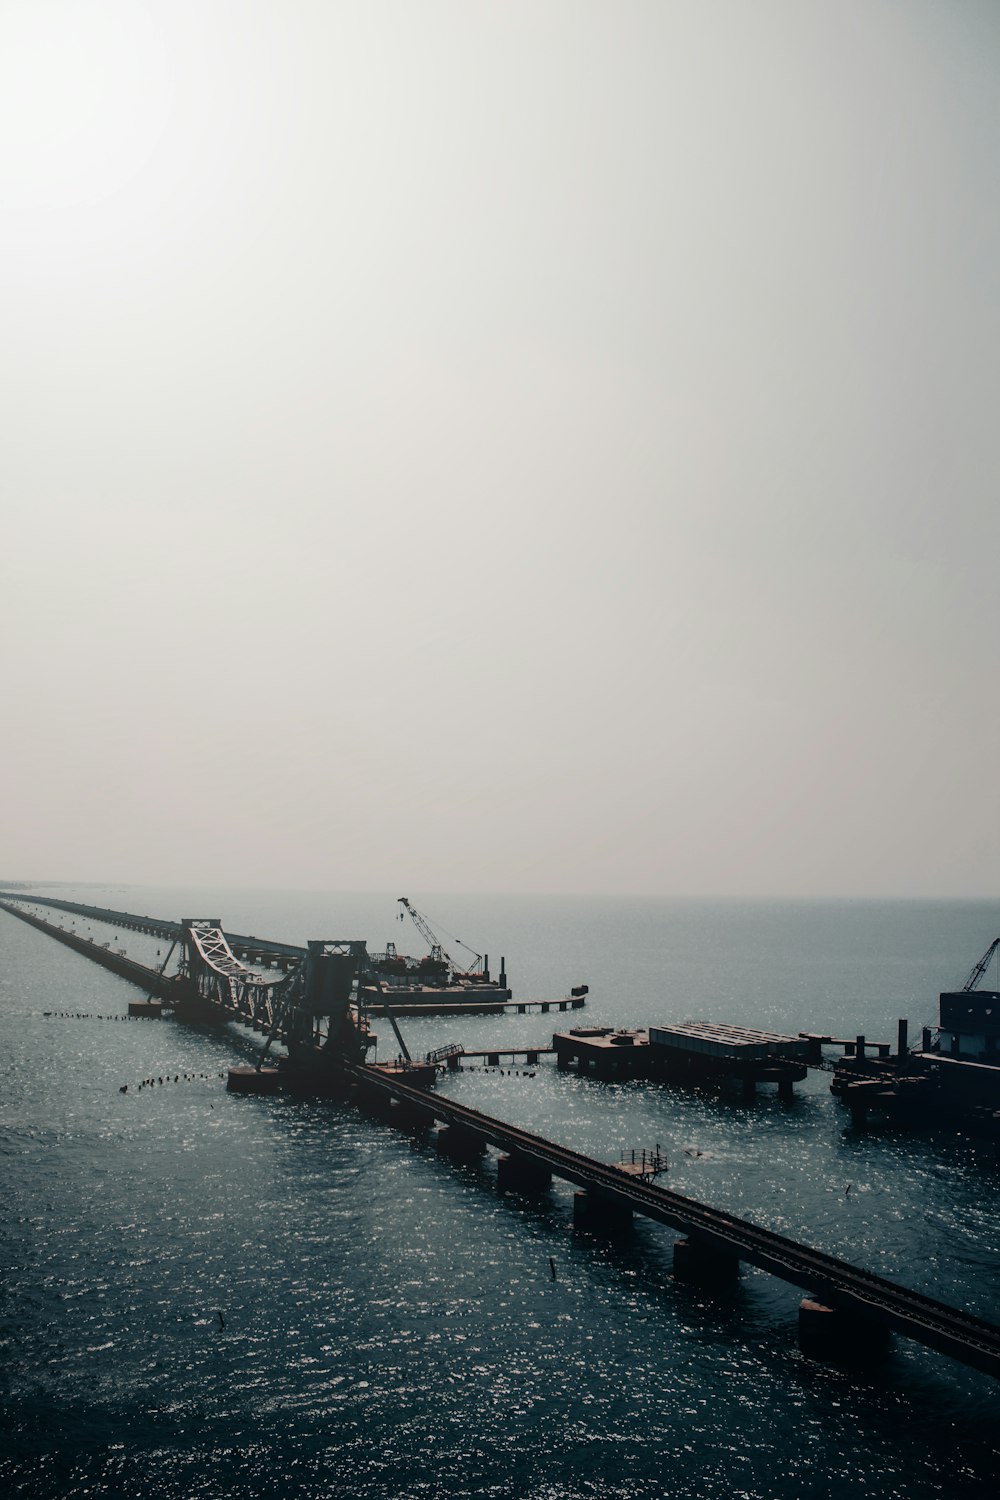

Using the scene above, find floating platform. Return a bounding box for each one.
[553,1022,807,1097]
[364,991,586,1017]
[362,980,510,1010]
[365,992,509,1016]
[649,1021,810,1063]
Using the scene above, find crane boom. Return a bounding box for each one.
[397,897,482,976]
[961,938,1000,992]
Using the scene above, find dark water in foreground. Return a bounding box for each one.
[2,888,999,1498]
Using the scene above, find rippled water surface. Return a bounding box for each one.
[2,889,999,1498]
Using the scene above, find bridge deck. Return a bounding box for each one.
[4,895,999,1381]
[0,893,306,959]
[349,1064,1000,1381]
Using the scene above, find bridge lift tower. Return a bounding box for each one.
[177,923,369,1061]
[177,920,415,1076]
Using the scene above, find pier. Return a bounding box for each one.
[552,1023,809,1098]
[4,893,1000,1383]
[365,995,586,1017]
[422,1043,555,1070]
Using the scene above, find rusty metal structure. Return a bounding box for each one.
[3,891,1000,1381]
[177,919,377,1069]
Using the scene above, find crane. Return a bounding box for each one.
[961,938,1000,992]
[397,897,483,977]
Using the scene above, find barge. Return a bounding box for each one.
[553,1021,808,1098]
[362,896,518,1013]
[831,939,1000,1141]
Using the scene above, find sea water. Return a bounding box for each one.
[1,888,998,1498]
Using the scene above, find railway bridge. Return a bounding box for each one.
[345,1062,1000,1380]
[3,893,1000,1383]
[0,894,413,1072]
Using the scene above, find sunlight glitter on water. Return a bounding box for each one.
[2,892,999,1498]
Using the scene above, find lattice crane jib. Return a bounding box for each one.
[396,896,482,977]
[962,938,1000,993]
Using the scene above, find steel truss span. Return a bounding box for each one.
[182,919,283,1029]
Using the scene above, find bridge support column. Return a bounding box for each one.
[389,1098,433,1132]
[128,1001,162,1018]
[798,1299,891,1366]
[436,1126,486,1163]
[172,996,224,1024]
[673,1237,740,1284]
[357,1086,396,1119]
[496,1153,551,1195]
[573,1190,632,1235]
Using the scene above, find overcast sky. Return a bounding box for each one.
[1,0,998,898]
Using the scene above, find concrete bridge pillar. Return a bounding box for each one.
[573,1190,632,1235]
[673,1236,741,1284]
[389,1098,432,1132]
[436,1125,486,1162]
[357,1087,395,1119]
[798,1299,891,1366]
[128,1000,162,1018]
[496,1153,551,1195]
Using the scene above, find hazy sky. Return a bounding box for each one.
[2,0,998,898]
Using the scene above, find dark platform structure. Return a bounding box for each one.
[5,894,1000,1382]
[830,942,1000,1141]
[553,1021,808,1098]
[339,1064,1000,1381]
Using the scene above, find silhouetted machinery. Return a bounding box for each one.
[397,896,484,979]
